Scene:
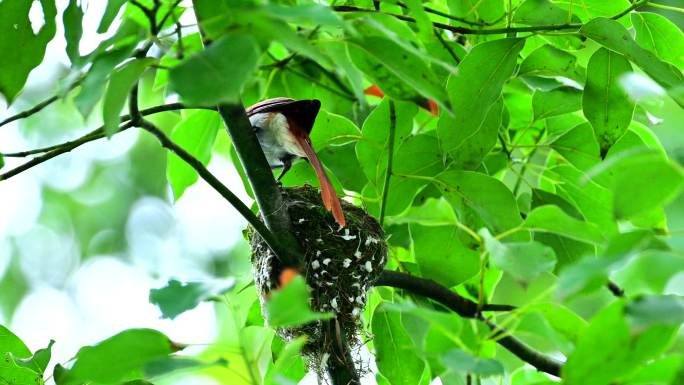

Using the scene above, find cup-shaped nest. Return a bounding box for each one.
[248,185,387,354]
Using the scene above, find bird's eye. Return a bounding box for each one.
[252,125,261,133]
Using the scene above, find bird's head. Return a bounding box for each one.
[246,98,321,135]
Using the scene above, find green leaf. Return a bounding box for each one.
[102,58,154,137]
[564,301,678,385]
[0,325,31,358]
[442,97,504,170]
[263,3,344,26]
[550,165,617,237]
[589,149,684,219]
[381,134,444,216]
[149,277,235,320]
[309,110,361,149]
[626,355,684,385]
[167,110,222,200]
[347,34,450,112]
[439,38,524,159]
[557,231,655,299]
[97,0,127,33]
[0,353,43,385]
[356,98,416,186]
[523,205,604,244]
[551,122,601,171]
[533,87,582,120]
[240,326,275,374]
[15,340,54,375]
[266,276,333,327]
[626,295,684,328]
[480,229,556,283]
[614,251,684,295]
[0,0,57,103]
[143,357,224,378]
[437,170,525,240]
[403,0,434,39]
[372,306,425,385]
[382,302,463,341]
[319,143,367,193]
[389,197,457,226]
[519,44,580,80]
[581,17,684,108]
[632,12,684,70]
[528,303,587,343]
[447,0,504,24]
[553,0,630,22]
[63,0,83,65]
[68,329,179,385]
[74,46,136,119]
[411,224,480,287]
[169,33,261,105]
[0,154,4,170]
[264,337,307,385]
[563,302,630,385]
[348,43,424,105]
[441,349,504,377]
[582,48,635,154]
[513,0,576,26]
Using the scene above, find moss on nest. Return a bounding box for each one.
[248,185,387,357]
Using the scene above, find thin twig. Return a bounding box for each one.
[0,121,132,181]
[158,0,183,30]
[1,104,213,157]
[434,30,461,64]
[607,281,625,297]
[130,0,158,34]
[379,100,396,226]
[0,80,82,129]
[0,104,213,178]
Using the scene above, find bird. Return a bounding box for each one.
[246,97,346,228]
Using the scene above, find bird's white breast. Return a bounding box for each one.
[249,112,306,162]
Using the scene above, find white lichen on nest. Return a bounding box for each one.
[247,185,388,370]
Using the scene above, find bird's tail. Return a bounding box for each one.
[294,135,346,227]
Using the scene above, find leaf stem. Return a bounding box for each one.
[645,1,684,14]
[379,100,396,226]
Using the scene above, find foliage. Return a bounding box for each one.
[1,0,684,384]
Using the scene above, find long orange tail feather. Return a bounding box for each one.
[294,135,346,227]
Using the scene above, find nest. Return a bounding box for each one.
[248,186,387,360]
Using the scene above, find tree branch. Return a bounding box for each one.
[376,270,561,376]
[333,0,647,35]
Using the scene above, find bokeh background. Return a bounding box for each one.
[0,1,258,384]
